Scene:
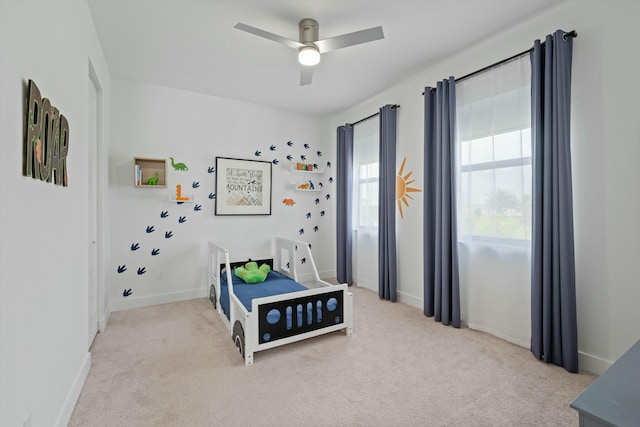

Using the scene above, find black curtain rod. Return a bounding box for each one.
[423,30,577,94]
[348,104,400,127]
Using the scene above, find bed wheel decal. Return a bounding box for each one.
[233,321,245,359]
[209,285,217,309]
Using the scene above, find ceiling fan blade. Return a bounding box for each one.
[234,23,304,50]
[300,66,314,86]
[315,26,384,53]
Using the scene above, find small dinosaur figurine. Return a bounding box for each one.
[170,157,189,171]
[145,171,159,185]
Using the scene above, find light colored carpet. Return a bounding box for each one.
[70,285,595,426]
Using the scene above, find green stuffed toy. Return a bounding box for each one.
[234,261,271,284]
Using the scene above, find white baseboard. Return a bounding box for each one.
[55,352,91,427]
[355,282,377,293]
[98,304,111,333]
[397,290,422,309]
[111,287,208,312]
[467,322,531,349]
[578,350,611,375]
[352,280,609,375]
[352,286,423,310]
[296,272,316,283]
[318,269,336,280]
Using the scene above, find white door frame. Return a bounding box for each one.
[88,60,102,348]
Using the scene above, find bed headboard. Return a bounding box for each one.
[220,258,274,276]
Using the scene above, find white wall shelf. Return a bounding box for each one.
[294,181,321,191]
[169,195,194,202]
[292,163,323,192]
[290,164,324,174]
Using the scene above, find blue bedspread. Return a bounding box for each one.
[219,270,308,319]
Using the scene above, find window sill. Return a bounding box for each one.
[459,235,531,251]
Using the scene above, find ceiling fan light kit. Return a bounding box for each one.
[298,46,320,66]
[234,17,384,85]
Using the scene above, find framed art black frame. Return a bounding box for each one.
[215,157,272,215]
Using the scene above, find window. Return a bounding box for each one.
[455,55,532,348]
[353,118,379,229]
[459,128,532,243]
[457,56,532,245]
[350,117,380,291]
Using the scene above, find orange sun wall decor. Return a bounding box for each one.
[396,157,422,218]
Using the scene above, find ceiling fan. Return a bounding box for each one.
[234,18,384,86]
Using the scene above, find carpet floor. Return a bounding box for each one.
[70,285,595,426]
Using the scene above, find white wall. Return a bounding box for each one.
[2,7,635,427]
[329,0,640,374]
[0,0,111,426]
[109,78,335,310]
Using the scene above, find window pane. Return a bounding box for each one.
[522,128,532,157]
[461,140,471,166]
[368,162,379,178]
[494,130,523,161]
[464,169,495,237]
[493,166,530,240]
[359,182,378,227]
[470,136,493,164]
[353,117,379,229]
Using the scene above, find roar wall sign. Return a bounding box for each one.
[24,80,69,186]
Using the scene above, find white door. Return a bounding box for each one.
[88,77,99,348]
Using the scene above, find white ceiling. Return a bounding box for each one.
[88,0,558,116]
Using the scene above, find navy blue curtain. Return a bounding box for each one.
[423,78,460,327]
[336,125,353,285]
[530,30,578,373]
[378,105,397,301]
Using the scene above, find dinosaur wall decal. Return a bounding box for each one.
[170,157,188,171]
